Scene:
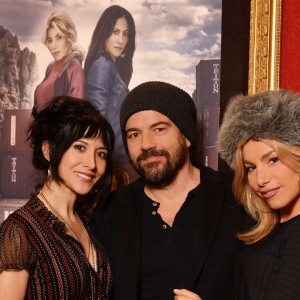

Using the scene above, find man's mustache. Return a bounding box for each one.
[137,149,168,162]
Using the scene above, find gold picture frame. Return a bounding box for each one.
[248,0,282,94]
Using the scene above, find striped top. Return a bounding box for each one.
[234,214,300,299]
[0,195,112,299]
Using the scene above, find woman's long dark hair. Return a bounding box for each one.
[28,96,115,217]
[84,5,136,86]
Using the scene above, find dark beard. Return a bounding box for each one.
[132,141,189,188]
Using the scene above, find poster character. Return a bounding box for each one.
[34,11,85,114]
[84,5,137,187]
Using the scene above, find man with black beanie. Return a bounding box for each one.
[92,81,246,300]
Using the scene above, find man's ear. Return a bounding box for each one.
[42,141,51,161]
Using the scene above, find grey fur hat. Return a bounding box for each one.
[217,89,300,169]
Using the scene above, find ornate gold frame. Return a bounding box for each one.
[248,0,282,94]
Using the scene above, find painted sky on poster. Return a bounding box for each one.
[0,0,221,96]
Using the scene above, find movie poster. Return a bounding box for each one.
[0,0,222,220]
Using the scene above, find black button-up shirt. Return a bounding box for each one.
[140,184,202,299]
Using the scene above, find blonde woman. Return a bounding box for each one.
[34,11,85,113]
[218,89,300,299]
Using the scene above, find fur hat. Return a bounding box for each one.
[217,89,300,169]
[120,81,197,153]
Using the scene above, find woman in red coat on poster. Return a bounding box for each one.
[34,11,85,113]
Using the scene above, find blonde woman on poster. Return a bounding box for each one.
[34,11,85,113]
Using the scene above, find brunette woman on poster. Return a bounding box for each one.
[0,96,113,299]
[34,12,85,114]
[218,90,300,299]
[84,5,137,187]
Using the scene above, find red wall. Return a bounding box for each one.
[280,0,300,92]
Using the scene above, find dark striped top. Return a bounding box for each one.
[234,214,300,300]
[0,195,112,299]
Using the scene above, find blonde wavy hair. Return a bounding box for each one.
[43,11,84,61]
[234,138,300,244]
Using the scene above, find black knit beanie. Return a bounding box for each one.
[120,81,197,153]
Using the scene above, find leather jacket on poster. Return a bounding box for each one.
[85,52,129,164]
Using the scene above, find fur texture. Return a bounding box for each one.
[217,89,300,169]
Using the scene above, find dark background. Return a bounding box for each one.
[219,0,251,172]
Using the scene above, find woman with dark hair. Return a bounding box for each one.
[84,5,136,186]
[34,11,85,113]
[0,96,113,299]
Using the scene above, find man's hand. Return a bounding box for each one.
[174,289,202,300]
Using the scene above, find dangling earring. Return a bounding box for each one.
[120,52,125,58]
[47,167,53,181]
